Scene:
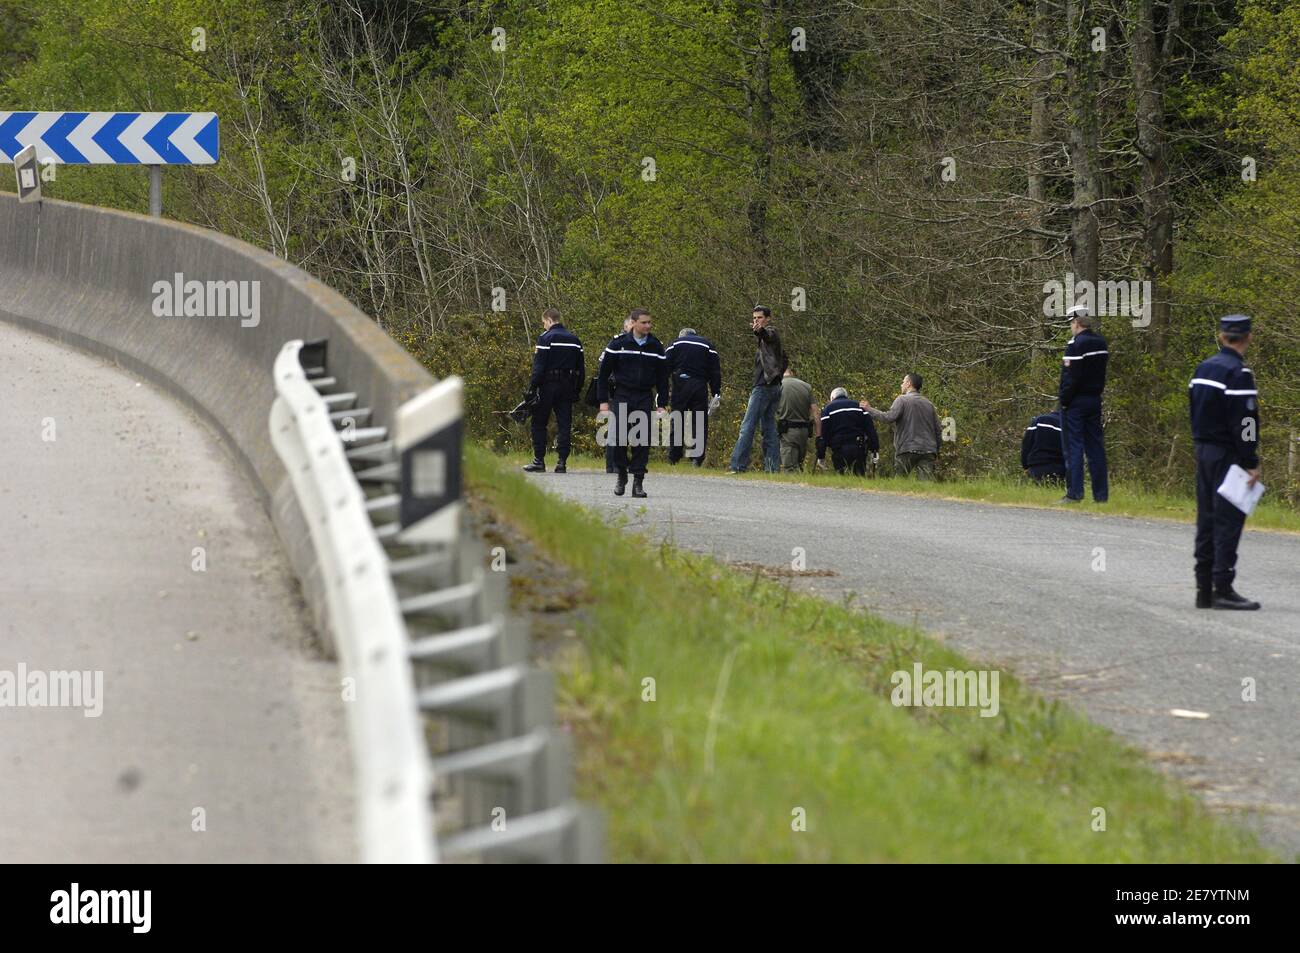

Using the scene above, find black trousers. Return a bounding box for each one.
[530,380,573,461]
[609,390,654,476]
[668,377,709,464]
[1028,464,1066,484]
[831,443,867,476]
[1194,443,1247,589]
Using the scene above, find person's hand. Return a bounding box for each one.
[1246,467,1261,487]
[859,399,871,410]
[656,406,667,415]
[599,402,610,413]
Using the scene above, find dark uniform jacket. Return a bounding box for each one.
[1189,346,1260,469]
[666,333,722,396]
[529,323,585,397]
[596,331,670,406]
[753,325,787,387]
[1059,328,1109,407]
[1020,411,1065,470]
[816,396,880,458]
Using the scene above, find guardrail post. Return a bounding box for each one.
[397,376,464,545]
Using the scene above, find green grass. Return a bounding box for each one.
[498,450,1300,534]
[468,445,1278,862]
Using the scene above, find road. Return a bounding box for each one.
[0,320,354,862]
[537,467,1300,859]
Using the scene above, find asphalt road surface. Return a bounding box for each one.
[0,320,353,862]
[537,466,1300,859]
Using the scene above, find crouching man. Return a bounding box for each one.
[816,387,879,476]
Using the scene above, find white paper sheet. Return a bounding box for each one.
[1217,463,1265,516]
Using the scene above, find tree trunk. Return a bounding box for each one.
[1133,0,1174,348]
[1030,0,1056,340]
[1065,0,1100,287]
[747,0,777,263]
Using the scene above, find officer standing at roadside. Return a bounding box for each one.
[665,327,722,466]
[1058,304,1109,504]
[816,387,879,476]
[523,308,584,474]
[777,365,818,472]
[1189,315,1263,610]
[597,308,670,498]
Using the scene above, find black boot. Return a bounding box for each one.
[631,475,647,498]
[522,459,545,473]
[554,457,568,474]
[1195,588,1212,609]
[1212,585,1260,610]
[614,470,627,496]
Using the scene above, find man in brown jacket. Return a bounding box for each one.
[863,373,943,479]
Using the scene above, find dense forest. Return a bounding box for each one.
[2,0,1297,496]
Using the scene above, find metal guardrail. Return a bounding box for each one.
[270,338,602,863]
[270,339,435,863]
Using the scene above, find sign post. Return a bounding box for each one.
[0,112,219,216]
[150,166,162,217]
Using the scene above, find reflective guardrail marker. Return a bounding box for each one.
[12,143,40,203]
[396,376,464,545]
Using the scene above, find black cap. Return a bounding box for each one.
[1219,314,1252,335]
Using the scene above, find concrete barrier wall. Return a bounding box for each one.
[0,194,434,651]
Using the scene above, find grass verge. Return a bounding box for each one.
[497,450,1300,534]
[467,445,1276,862]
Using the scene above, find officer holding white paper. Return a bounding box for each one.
[1188,314,1262,610]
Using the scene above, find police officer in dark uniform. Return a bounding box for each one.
[597,308,670,498]
[1020,409,1067,484]
[523,308,584,473]
[815,387,880,476]
[596,316,636,473]
[1189,315,1262,610]
[665,327,722,466]
[1058,304,1109,503]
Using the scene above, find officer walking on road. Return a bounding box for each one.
[597,308,670,498]
[816,387,879,476]
[1058,304,1109,503]
[596,315,637,473]
[523,308,584,474]
[1189,315,1263,610]
[777,365,818,472]
[665,327,722,466]
[1020,409,1067,484]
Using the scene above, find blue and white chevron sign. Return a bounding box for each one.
[0,112,219,165]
